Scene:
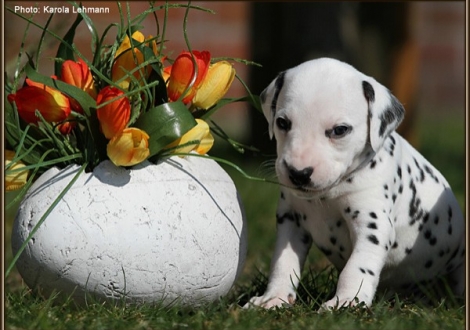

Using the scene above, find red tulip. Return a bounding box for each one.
[61,58,97,99]
[96,86,131,139]
[167,51,210,104]
[7,78,71,124]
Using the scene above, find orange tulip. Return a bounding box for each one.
[192,61,236,110]
[167,51,210,104]
[107,128,150,166]
[5,150,29,191]
[112,31,158,89]
[61,58,97,99]
[96,86,131,139]
[7,78,71,124]
[165,119,214,155]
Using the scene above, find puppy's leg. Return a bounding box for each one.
[321,209,393,310]
[245,202,312,308]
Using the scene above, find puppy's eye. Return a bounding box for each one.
[325,125,352,139]
[276,117,291,132]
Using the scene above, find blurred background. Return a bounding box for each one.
[4,1,466,286]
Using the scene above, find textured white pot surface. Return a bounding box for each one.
[12,157,247,306]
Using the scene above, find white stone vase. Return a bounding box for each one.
[11,156,247,306]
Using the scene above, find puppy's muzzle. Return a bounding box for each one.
[284,160,313,187]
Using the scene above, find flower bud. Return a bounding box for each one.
[5,150,29,191]
[166,119,214,155]
[107,128,150,166]
[192,61,235,110]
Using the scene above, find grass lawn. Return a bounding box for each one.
[4,114,466,329]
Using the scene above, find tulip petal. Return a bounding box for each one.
[107,128,150,166]
[192,61,236,110]
[166,119,213,155]
[167,51,210,104]
[112,31,158,89]
[5,150,29,191]
[61,58,97,99]
[7,84,71,124]
[96,86,131,139]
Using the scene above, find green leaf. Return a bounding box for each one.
[54,13,83,76]
[133,101,197,158]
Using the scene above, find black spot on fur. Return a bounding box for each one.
[301,233,311,245]
[377,96,405,137]
[362,81,375,103]
[424,164,439,183]
[270,71,285,117]
[344,207,351,214]
[429,237,437,246]
[397,166,402,179]
[320,247,332,256]
[434,215,440,225]
[346,177,354,183]
[392,242,398,249]
[367,222,378,230]
[448,224,453,235]
[423,213,429,223]
[370,212,377,219]
[448,206,453,221]
[352,210,360,220]
[367,269,375,276]
[425,260,433,269]
[330,237,337,245]
[370,160,377,169]
[368,235,379,245]
[336,220,342,227]
[405,248,412,254]
[424,230,432,240]
[360,268,366,274]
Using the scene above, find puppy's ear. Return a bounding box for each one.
[261,71,286,139]
[363,80,405,152]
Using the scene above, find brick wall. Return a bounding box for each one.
[412,2,465,114]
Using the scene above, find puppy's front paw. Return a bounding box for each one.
[319,296,362,312]
[243,293,296,309]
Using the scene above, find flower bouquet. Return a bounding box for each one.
[5,1,260,306]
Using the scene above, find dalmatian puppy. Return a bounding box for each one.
[245,58,465,310]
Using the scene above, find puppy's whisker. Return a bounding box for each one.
[258,159,278,180]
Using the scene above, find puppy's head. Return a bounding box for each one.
[261,58,404,197]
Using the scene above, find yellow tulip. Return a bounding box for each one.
[166,119,214,155]
[112,31,158,89]
[192,61,235,110]
[107,128,150,166]
[5,150,29,191]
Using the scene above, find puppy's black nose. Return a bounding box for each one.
[285,161,313,186]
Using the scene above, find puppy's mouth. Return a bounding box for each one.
[288,184,329,200]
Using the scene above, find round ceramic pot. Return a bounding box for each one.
[11,156,247,306]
